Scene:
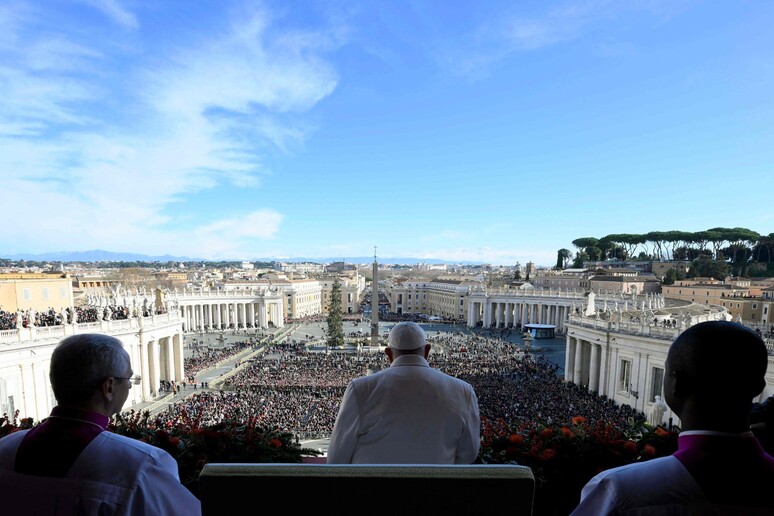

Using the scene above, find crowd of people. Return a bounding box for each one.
[149,328,645,440]
[0,303,159,330]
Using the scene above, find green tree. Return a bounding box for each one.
[688,255,729,280]
[555,248,572,269]
[325,279,345,349]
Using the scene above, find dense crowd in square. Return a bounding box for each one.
[148,329,645,441]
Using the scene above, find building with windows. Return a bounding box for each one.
[531,268,592,291]
[0,273,75,313]
[319,274,366,315]
[389,279,472,321]
[589,272,661,295]
[275,262,325,275]
[651,260,692,280]
[284,278,323,319]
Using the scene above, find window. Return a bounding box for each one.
[650,367,664,402]
[23,288,31,301]
[618,359,632,394]
[42,288,50,300]
[59,287,67,298]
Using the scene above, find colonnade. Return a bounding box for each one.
[467,298,572,332]
[171,285,285,333]
[565,333,608,397]
[178,298,283,332]
[0,313,185,422]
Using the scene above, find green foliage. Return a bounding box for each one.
[555,249,571,269]
[568,227,772,277]
[688,255,729,279]
[325,279,345,348]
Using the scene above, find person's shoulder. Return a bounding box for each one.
[585,455,681,491]
[100,431,176,463]
[0,430,29,447]
[0,430,29,466]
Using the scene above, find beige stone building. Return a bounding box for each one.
[662,279,750,307]
[589,273,661,295]
[320,274,366,315]
[0,273,75,313]
[285,278,323,319]
[389,279,472,321]
[531,268,592,291]
[661,278,774,325]
[650,260,692,280]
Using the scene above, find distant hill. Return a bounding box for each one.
[1,250,483,266]
[1,250,204,263]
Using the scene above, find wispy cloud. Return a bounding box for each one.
[0,3,340,257]
[437,0,687,77]
[76,0,139,30]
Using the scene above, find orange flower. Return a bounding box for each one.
[643,444,657,457]
[571,416,586,425]
[539,448,557,460]
[540,428,554,438]
[623,441,638,454]
[561,426,574,438]
[508,433,524,445]
[270,438,283,448]
[655,427,670,437]
[169,437,180,446]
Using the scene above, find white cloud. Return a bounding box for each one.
[76,0,139,30]
[0,3,341,257]
[439,0,687,77]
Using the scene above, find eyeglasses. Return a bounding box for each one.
[114,375,142,385]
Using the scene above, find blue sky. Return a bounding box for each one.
[1,1,772,266]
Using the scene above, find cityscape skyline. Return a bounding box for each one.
[1,1,772,266]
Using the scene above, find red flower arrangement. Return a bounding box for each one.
[3,408,679,516]
[107,410,321,497]
[478,416,680,515]
[2,409,319,499]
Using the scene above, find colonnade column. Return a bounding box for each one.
[149,339,160,397]
[573,340,584,386]
[139,339,150,401]
[164,336,175,381]
[207,304,214,330]
[564,336,576,383]
[589,343,600,393]
[174,332,185,380]
[248,303,256,327]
